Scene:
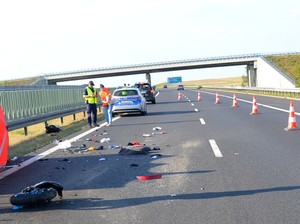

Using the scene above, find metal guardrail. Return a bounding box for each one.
[6,105,87,132]
[0,86,86,120]
[202,86,300,98]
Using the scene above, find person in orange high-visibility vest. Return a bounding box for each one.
[99,84,112,126]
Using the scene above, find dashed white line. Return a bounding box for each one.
[209,139,223,158]
[194,108,199,112]
[199,118,206,124]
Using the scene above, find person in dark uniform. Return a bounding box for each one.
[83,81,99,127]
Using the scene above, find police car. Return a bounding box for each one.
[112,87,147,116]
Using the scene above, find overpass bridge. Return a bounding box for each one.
[38,53,297,88]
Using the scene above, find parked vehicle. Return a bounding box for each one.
[112,87,147,116]
[133,82,156,104]
[163,85,168,89]
[177,84,184,90]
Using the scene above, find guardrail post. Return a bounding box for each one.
[61,117,64,124]
[24,126,28,136]
[73,114,76,121]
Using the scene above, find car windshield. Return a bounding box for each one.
[134,83,151,90]
[114,90,138,96]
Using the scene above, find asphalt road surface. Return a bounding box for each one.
[1,89,300,224]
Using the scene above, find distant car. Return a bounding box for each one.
[134,82,156,104]
[163,85,168,89]
[112,88,147,116]
[177,84,184,90]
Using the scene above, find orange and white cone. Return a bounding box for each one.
[232,93,238,107]
[197,92,202,101]
[250,95,259,115]
[215,93,220,104]
[285,101,298,131]
[177,92,182,101]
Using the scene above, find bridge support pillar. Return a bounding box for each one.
[146,73,151,85]
[247,62,257,87]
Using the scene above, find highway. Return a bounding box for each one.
[0,89,300,224]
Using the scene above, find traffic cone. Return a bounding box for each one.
[232,93,238,107]
[215,93,220,104]
[197,92,202,101]
[285,101,298,131]
[250,95,259,115]
[177,92,182,101]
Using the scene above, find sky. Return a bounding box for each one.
[0,0,299,87]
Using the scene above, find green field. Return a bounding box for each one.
[156,76,243,88]
[267,54,300,87]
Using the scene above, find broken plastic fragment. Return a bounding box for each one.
[100,138,111,143]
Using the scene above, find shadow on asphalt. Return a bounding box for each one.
[1,185,299,213]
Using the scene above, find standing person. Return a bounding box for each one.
[83,81,99,128]
[99,84,113,126]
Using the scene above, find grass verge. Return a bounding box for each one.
[8,112,104,158]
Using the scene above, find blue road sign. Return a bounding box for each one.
[167,77,182,84]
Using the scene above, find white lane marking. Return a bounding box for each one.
[209,139,223,158]
[191,103,195,106]
[194,108,199,112]
[199,118,206,124]
[200,91,300,115]
[0,117,121,180]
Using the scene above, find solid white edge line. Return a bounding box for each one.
[0,117,121,180]
[199,118,206,125]
[209,139,223,158]
[200,91,300,115]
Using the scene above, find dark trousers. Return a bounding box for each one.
[86,104,97,125]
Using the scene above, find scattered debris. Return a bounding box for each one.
[57,140,71,149]
[100,138,111,143]
[10,181,63,206]
[142,133,151,137]
[99,157,106,161]
[130,163,139,167]
[57,158,69,162]
[136,174,162,180]
[153,127,162,131]
[150,154,162,159]
[127,142,145,146]
[170,194,177,197]
[88,146,97,151]
[97,145,104,150]
[12,205,23,210]
[108,145,121,149]
[11,156,18,161]
[45,123,61,134]
[119,146,151,155]
[152,131,167,135]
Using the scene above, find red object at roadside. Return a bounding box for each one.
[136,174,162,180]
[0,107,9,169]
